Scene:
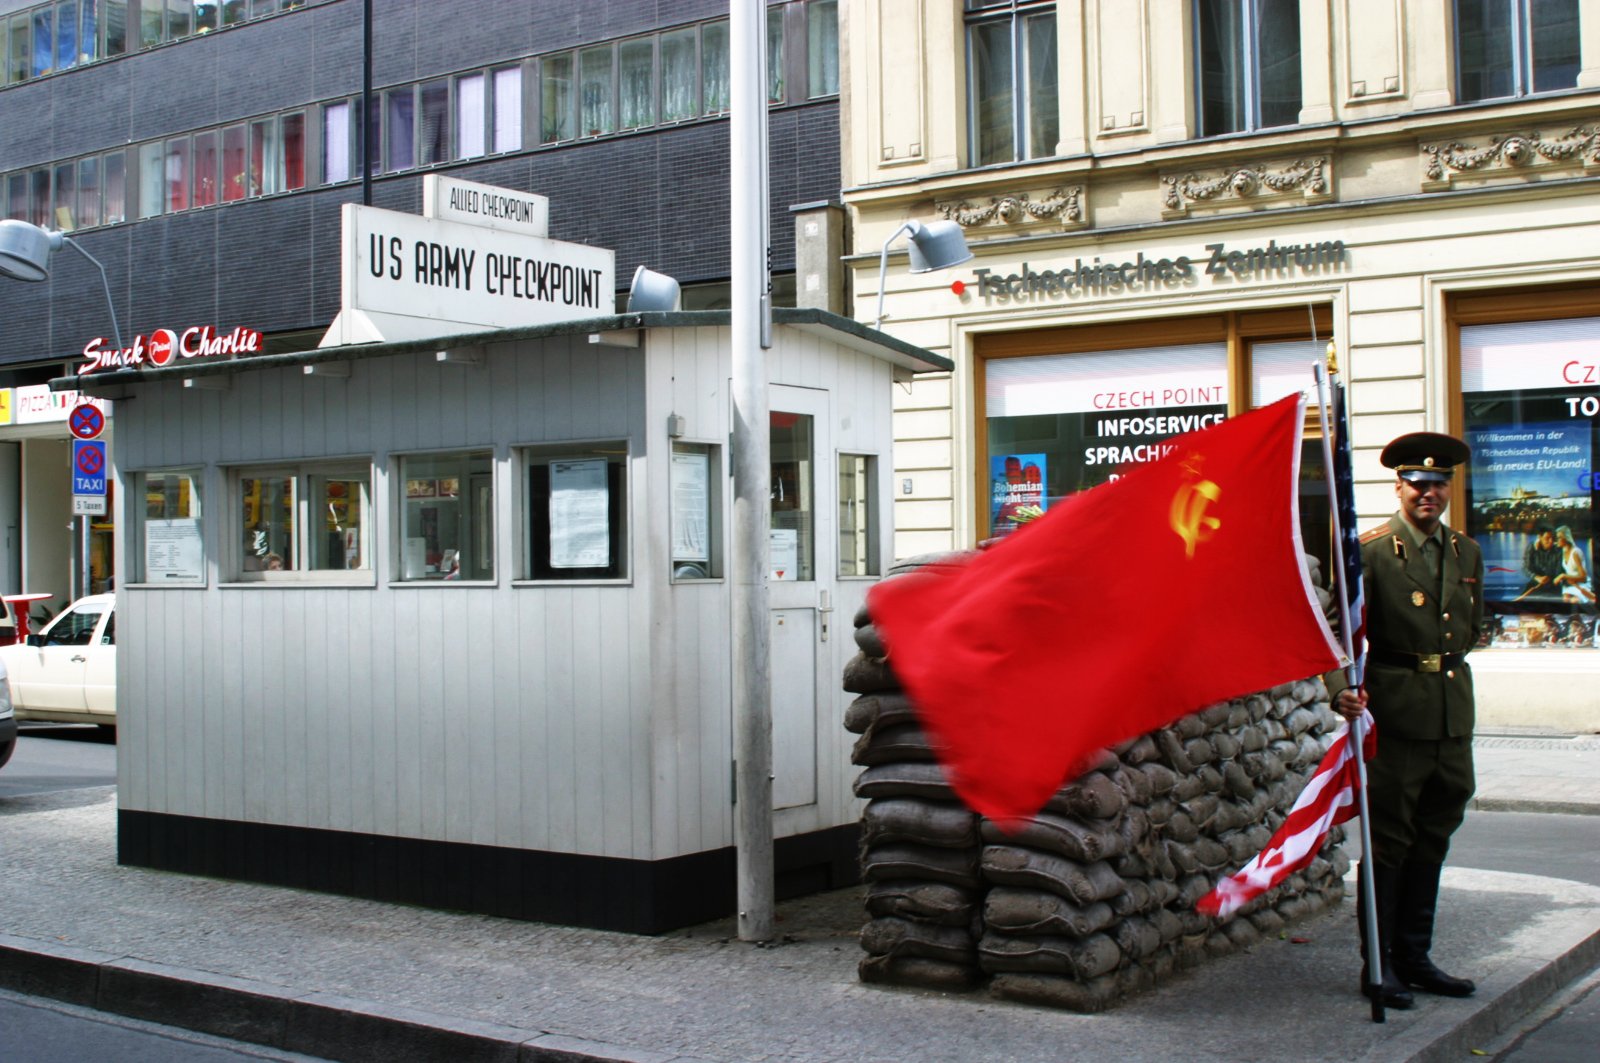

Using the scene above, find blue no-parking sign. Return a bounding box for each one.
[72,440,107,495]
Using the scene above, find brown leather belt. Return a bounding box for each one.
[1371,649,1465,674]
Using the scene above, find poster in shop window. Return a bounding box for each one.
[146,519,204,581]
[549,458,610,568]
[989,453,1047,537]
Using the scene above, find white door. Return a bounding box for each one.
[767,385,834,811]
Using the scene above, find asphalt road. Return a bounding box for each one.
[0,723,115,798]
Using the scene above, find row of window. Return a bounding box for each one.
[133,437,880,586]
[967,0,1583,164]
[0,4,840,232]
[2,1,307,86]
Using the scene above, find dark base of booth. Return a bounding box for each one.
[118,810,861,935]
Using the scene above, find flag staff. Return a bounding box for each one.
[1313,347,1386,1024]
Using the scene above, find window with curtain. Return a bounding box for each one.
[52,161,74,229]
[660,28,697,121]
[323,101,351,183]
[1456,0,1580,102]
[102,150,126,224]
[1194,0,1301,136]
[165,136,189,212]
[619,37,654,129]
[702,20,729,114]
[807,0,838,97]
[221,124,247,202]
[76,155,100,227]
[137,142,164,217]
[579,45,614,136]
[541,54,574,142]
[965,0,1058,166]
[456,73,485,157]
[419,80,449,165]
[385,87,415,172]
[492,66,522,152]
[191,129,219,207]
[280,111,305,188]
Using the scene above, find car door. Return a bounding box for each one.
[9,599,108,712]
[83,607,115,717]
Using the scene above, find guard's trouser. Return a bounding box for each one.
[1363,733,1474,867]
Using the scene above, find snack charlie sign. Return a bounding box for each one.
[77,325,264,374]
[321,180,614,346]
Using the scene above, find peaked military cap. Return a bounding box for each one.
[1380,431,1471,483]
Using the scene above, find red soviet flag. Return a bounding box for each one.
[868,394,1341,826]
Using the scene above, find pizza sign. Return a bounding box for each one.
[78,325,263,374]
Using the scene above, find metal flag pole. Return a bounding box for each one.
[1313,351,1386,1024]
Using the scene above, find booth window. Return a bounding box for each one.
[134,470,205,585]
[770,412,814,581]
[838,453,879,577]
[235,462,372,581]
[1456,304,1598,649]
[398,450,494,582]
[670,442,721,580]
[523,443,627,580]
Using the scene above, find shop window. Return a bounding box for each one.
[659,27,697,121]
[398,450,494,582]
[492,65,522,152]
[618,37,654,130]
[1456,0,1579,102]
[670,442,721,580]
[455,72,486,157]
[807,0,838,97]
[523,443,628,581]
[135,470,205,584]
[1459,314,1598,648]
[702,19,729,115]
[1194,0,1301,137]
[1249,337,1323,407]
[838,453,879,577]
[236,462,372,581]
[966,0,1058,166]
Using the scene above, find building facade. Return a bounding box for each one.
[843,0,1600,729]
[0,0,842,612]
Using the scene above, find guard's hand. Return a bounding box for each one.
[1334,687,1367,722]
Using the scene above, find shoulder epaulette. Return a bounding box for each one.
[1358,525,1390,544]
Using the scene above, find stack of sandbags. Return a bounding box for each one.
[846,554,983,991]
[848,552,1351,1011]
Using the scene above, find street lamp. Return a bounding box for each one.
[0,219,125,351]
[874,218,973,330]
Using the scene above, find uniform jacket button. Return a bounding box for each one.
[1443,612,1451,620]
[1447,669,1456,678]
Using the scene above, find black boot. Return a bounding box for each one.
[1357,862,1414,1009]
[1392,861,1476,997]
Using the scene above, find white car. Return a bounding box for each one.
[0,594,116,728]
[0,656,14,769]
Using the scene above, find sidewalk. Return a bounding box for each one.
[1,732,1597,1063]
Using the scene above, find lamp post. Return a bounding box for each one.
[874,219,973,330]
[0,219,125,352]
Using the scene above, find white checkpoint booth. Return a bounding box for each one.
[71,308,949,932]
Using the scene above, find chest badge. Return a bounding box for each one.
[1411,590,1426,607]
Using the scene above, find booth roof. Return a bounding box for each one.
[49,309,953,397]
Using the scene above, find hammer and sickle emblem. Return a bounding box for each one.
[1170,478,1222,558]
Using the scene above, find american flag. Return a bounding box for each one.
[1331,379,1367,685]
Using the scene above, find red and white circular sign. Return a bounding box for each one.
[146,328,179,367]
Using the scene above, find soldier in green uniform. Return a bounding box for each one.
[1329,431,1483,1011]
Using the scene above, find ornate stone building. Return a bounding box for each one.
[842,0,1600,728]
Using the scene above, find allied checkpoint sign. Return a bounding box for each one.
[72,439,107,515]
[319,185,613,347]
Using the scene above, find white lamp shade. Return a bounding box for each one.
[627,265,681,312]
[0,219,58,283]
[906,220,974,274]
